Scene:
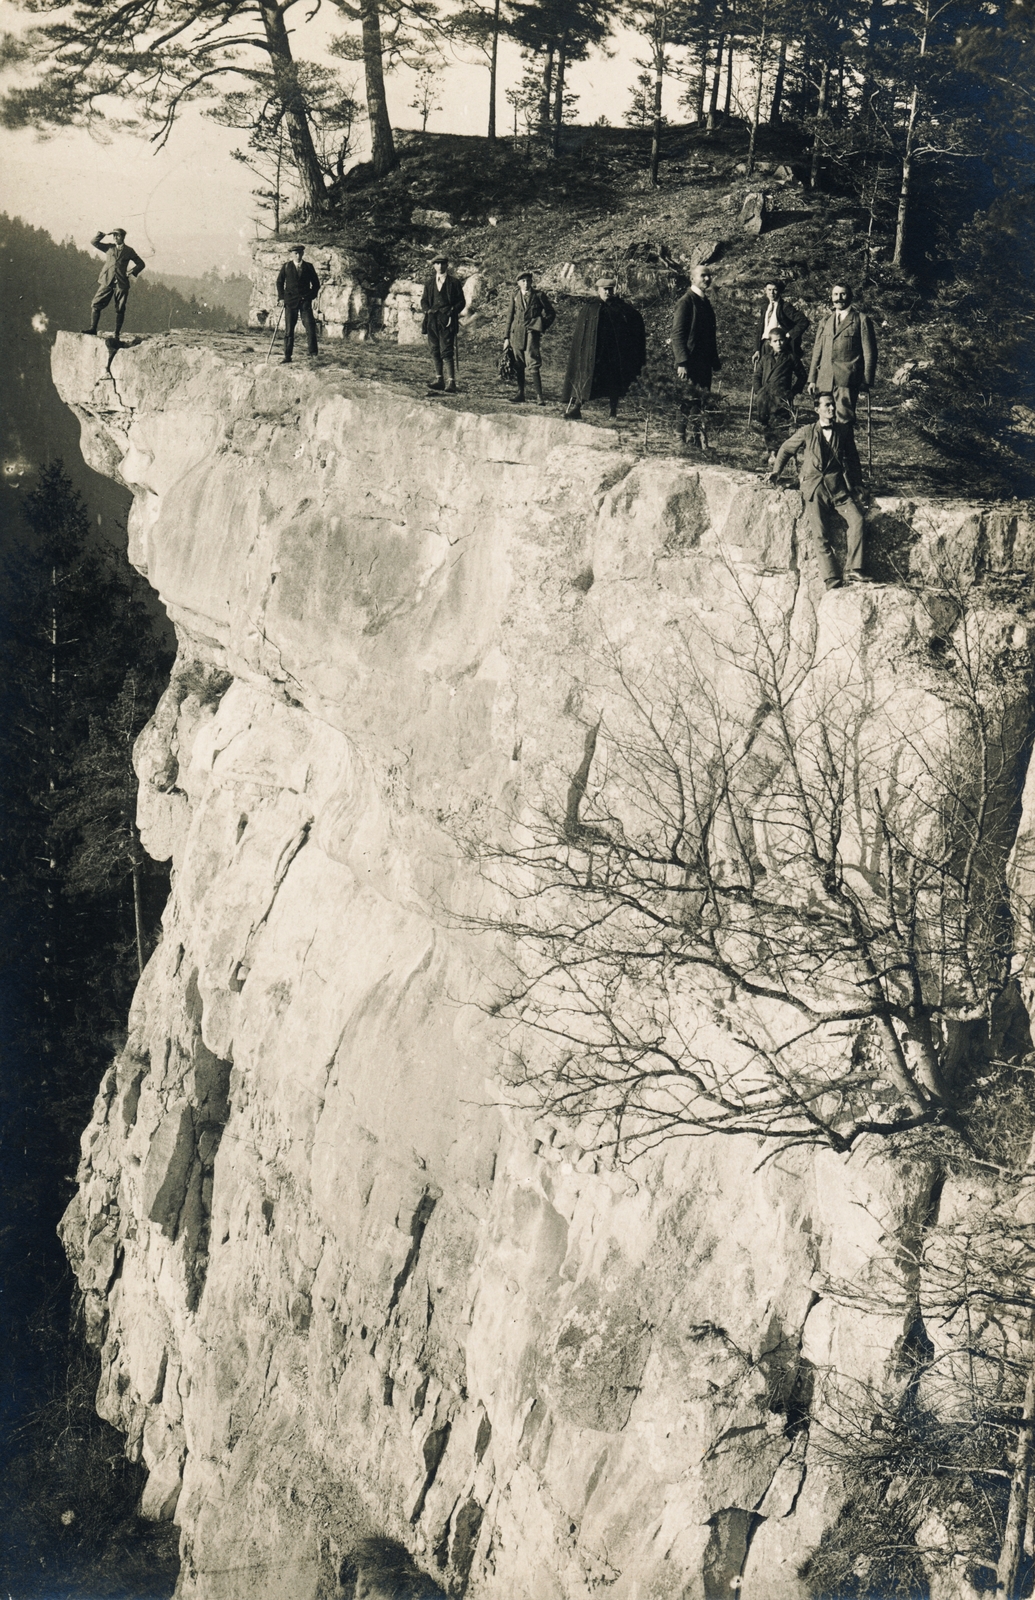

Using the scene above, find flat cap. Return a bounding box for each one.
[516,268,535,282]
[595,275,617,288]
[430,254,450,266]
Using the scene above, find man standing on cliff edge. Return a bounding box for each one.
[82,229,146,343]
[276,244,321,364]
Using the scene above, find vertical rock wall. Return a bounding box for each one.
[51,332,1035,1600]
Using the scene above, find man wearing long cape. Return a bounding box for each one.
[561,278,647,419]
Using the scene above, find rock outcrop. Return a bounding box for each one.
[51,330,1035,1600]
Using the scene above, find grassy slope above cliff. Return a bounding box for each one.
[294,123,1035,503]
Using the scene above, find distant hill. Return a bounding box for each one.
[148,269,251,322]
[0,215,239,553]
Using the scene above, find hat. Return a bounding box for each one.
[515,268,535,283]
[430,255,449,267]
[111,228,127,238]
[595,276,617,288]
[290,243,306,255]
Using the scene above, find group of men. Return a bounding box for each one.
[81,229,880,589]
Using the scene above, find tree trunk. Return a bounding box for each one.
[487,0,500,140]
[997,1317,1035,1600]
[809,58,830,189]
[723,34,734,119]
[359,0,396,177]
[131,846,145,978]
[552,36,567,155]
[706,31,725,131]
[258,0,327,213]
[769,35,786,122]
[649,24,666,185]
[693,31,709,121]
[746,0,768,174]
[540,45,555,138]
[893,79,921,266]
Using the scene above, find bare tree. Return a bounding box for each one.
[467,560,1031,1166]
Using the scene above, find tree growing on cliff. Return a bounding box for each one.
[470,563,1032,1164]
[0,0,338,212]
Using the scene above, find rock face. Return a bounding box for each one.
[51,331,1035,1600]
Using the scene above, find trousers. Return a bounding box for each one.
[90,280,129,329]
[427,320,456,369]
[803,490,865,584]
[284,300,318,359]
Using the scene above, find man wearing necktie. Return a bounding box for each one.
[767,392,873,589]
[807,284,878,424]
[275,244,320,364]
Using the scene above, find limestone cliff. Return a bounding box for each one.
[51,331,1035,1600]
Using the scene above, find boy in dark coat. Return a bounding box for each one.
[421,256,466,393]
[275,244,320,363]
[561,279,646,420]
[503,270,556,404]
[754,328,805,451]
[767,392,873,589]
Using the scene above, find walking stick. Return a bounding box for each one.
[866,389,873,471]
[748,374,756,426]
[264,306,284,364]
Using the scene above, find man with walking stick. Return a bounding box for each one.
[275,244,320,364]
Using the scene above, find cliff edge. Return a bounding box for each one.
[51,330,1035,1600]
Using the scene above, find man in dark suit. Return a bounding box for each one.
[752,279,808,364]
[807,283,878,423]
[503,270,556,405]
[82,229,146,342]
[561,278,646,420]
[421,255,466,393]
[767,392,873,588]
[672,265,722,448]
[275,244,320,364]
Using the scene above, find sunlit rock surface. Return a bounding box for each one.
[52,331,1035,1600]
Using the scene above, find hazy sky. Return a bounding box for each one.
[0,5,661,276]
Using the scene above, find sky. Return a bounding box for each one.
[0,6,658,277]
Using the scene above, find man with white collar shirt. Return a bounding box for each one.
[767,392,874,589]
[672,264,722,449]
[807,283,877,424]
[421,255,466,393]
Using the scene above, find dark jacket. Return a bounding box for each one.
[808,308,878,392]
[92,234,145,286]
[671,290,721,385]
[772,420,862,502]
[561,295,647,405]
[758,345,805,402]
[276,260,320,304]
[753,296,808,358]
[504,287,556,341]
[420,273,466,331]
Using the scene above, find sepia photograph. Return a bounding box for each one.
[1,0,1035,1595]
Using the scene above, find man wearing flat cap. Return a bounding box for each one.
[421,255,466,392]
[503,270,556,405]
[561,277,646,421]
[83,228,146,342]
[275,244,320,364]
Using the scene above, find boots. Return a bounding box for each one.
[531,372,545,406]
[510,385,526,403]
[443,358,457,394]
[427,362,445,391]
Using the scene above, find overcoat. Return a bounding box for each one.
[504,287,556,341]
[671,290,721,387]
[561,296,646,406]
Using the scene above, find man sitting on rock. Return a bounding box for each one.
[767,392,873,589]
[275,244,320,364]
[421,255,466,393]
[502,269,556,405]
[561,278,647,421]
[82,228,146,343]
